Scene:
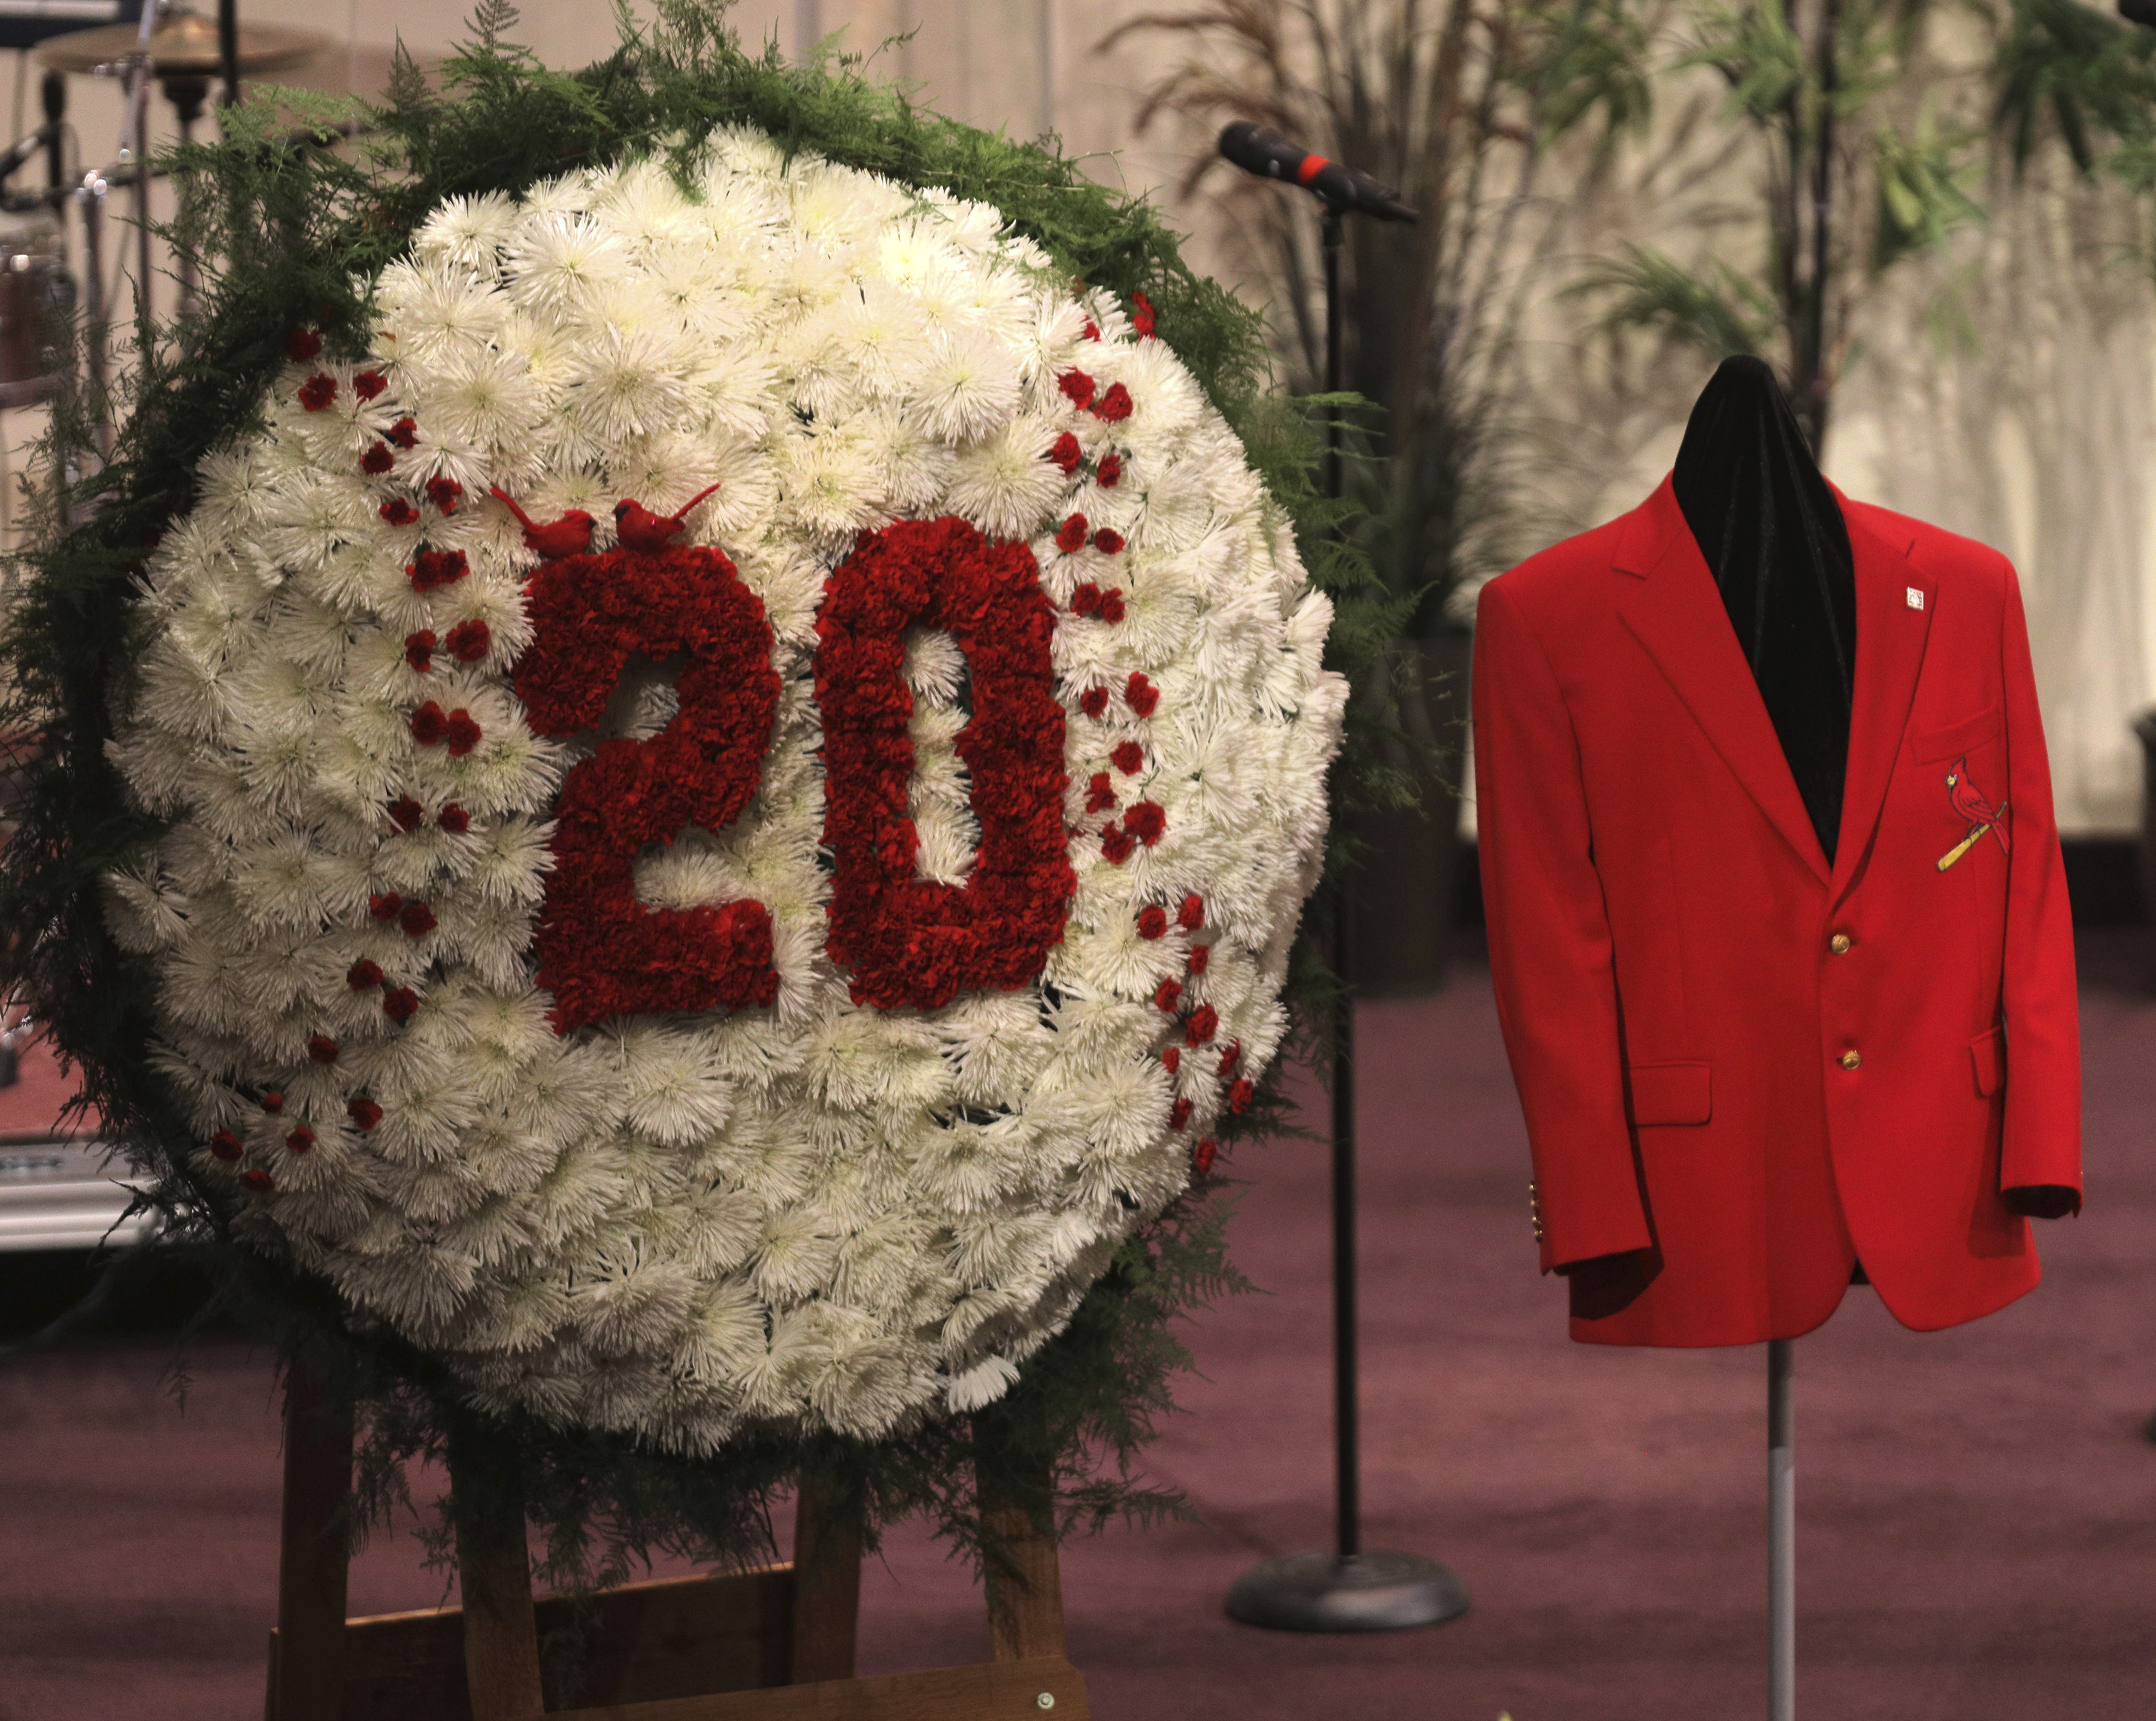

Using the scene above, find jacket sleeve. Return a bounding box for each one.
[1996,558,2082,1203]
[1471,579,1654,1271]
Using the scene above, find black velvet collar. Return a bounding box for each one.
[1671,356,1858,863]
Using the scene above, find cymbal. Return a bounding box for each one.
[38,7,326,79]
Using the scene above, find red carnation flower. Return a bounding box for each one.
[437,803,470,835]
[1098,589,1126,623]
[347,1097,382,1131]
[361,442,395,476]
[1049,431,1082,474]
[260,1091,283,1115]
[210,1130,243,1162]
[307,1035,338,1065]
[1229,1078,1255,1114]
[1218,1041,1243,1078]
[380,497,418,527]
[407,548,468,591]
[1185,1004,1219,1045]
[425,475,464,515]
[1058,369,1097,409]
[388,794,424,831]
[284,1126,316,1154]
[1101,823,1136,864]
[1082,320,1101,341]
[1161,1046,1181,1075]
[386,416,419,449]
[368,891,403,921]
[346,958,383,990]
[382,987,419,1023]
[239,1168,275,1192]
[398,899,437,938]
[1155,976,1184,1012]
[443,709,482,756]
[1079,685,1110,719]
[1194,1137,1219,1175]
[1092,382,1134,422]
[1137,905,1168,940]
[410,701,446,745]
[1132,292,1157,338]
[1071,582,1103,616]
[1092,528,1125,555]
[1055,513,1089,553]
[1125,673,1159,718]
[284,328,322,362]
[1097,452,1123,488]
[1189,943,1210,975]
[1085,771,1117,813]
[352,370,387,403]
[1111,740,1144,775]
[445,618,490,663]
[1123,799,1165,846]
[1177,893,1204,931]
[404,630,435,672]
[298,374,337,412]
[1170,1096,1193,1130]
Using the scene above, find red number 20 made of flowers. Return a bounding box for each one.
[514,516,1074,1033]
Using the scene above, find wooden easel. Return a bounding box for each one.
[265,1353,1088,1721]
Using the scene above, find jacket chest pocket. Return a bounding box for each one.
[1909,702,2002,765]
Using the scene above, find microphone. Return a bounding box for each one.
[1217,122,1417,223]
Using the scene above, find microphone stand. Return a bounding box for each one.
[1222,180,1469,1638]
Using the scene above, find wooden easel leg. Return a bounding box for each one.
[446,1421,545,1721]
[977,1447,1065,1663]
[787,1471,862,1683]
[268,1340,354,1721]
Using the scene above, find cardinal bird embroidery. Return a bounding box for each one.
[613,482,723,553]
[1936,755,2009,872]
[488,486,595,560]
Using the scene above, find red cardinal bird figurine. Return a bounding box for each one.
[488,486,595,560]
[613,482,723,553]
[1937,755,2010,871]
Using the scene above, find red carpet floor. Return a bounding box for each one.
[2,940,2152,1719]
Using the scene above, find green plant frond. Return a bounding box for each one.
[1679,0,1806,124]
[1512,0,1659,149]
[1872,107,1986,273]
[1568,242,1776,359]
[1990,0,2156,176]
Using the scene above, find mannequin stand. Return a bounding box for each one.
[1769,1338,1794,1721]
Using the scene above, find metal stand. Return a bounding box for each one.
[1224,208,1468,1637]
[1769,1337,1794,1721]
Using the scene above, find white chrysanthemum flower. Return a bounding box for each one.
[106,138,1340,1454]
[414,191,520,277]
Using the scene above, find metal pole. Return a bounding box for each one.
[1220,199,1465,1634]
[1769,1337,1795,1721]
[1322,208,1358,1562]
[78,169,111,461]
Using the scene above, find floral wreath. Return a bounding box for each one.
[104,129,1343,1451]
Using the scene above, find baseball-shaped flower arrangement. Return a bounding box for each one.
[104,129,1343,1452]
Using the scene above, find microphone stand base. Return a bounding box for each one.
[1224,1549,1469,1634]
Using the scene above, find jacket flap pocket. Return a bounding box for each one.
[1627,1060,1712,1127]
[1970,1026,2004,1099]
[1910,703,2003,764]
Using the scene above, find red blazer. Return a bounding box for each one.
[1471,475,2081,1347]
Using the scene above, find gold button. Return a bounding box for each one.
[1839,1050,1862,1071]
[1830,933,1852,954]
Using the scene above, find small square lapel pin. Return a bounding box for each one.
[1906,586,1925,611]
